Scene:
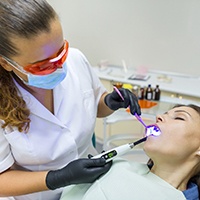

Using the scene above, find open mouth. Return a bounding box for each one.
[145,124,161,137]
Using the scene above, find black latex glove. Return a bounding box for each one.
[46,158,112,190]
[104,88,141,115]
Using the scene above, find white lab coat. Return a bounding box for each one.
[0,48,106,200]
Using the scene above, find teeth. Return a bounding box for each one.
[146,125,161,136]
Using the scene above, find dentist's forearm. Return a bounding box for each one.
[97,92,114,118]
[0,169,48,196]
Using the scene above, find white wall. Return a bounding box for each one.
[47,0,200,76]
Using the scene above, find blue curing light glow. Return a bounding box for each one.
[145,125,161,136]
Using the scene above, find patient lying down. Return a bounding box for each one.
[61,104,200,200]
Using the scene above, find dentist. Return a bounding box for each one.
[0,0,141,200]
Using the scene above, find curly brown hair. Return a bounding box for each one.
[0,68,30,132]
[0,0,57,132]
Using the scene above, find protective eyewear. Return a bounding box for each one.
[1,40,69,75]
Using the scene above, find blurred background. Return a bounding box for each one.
[47,0,200,76]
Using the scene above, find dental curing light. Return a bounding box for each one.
[92,137,147,162]
[93,86,161,163]
[92,126,161,163]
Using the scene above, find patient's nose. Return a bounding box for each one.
[156,115,164,122]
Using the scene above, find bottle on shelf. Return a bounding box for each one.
[153,85,161,101]
[138,86,145,100]
[132,85,139,98]
[145,84,153,100]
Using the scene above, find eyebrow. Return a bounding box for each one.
[164,110,192,117]
[174,110,192,117]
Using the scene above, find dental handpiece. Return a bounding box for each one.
[92,137,147,163]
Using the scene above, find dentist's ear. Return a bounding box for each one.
[0,57,13,71]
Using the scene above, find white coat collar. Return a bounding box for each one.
[14,79,66,128]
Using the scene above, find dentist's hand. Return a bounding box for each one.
[104,88,141,115]
[46,158,112,190]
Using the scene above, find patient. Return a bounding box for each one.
[61,104,200,200]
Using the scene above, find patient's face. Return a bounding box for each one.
[143,106,200,163]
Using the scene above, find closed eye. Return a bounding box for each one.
[175,117,185,121]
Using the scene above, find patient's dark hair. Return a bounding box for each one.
[0,0,57,132]
[147,104,200,193]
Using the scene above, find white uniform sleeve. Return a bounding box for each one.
[0,124,14,173]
